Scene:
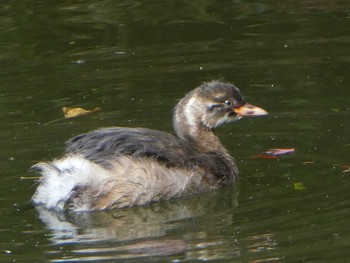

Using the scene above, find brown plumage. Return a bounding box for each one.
[31,81,267,211]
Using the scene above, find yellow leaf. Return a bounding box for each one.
[43,106,102,125]
[62,107,101,118]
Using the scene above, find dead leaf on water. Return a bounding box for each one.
[341,166,350,173]
[62,106,101,118]
[44,106,102,125]
[264,148,295,156]
[253,148,295,159]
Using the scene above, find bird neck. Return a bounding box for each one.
[173,94,225,153]
[173,95,237,185]
[190,124,226,152]
[173,107,237,185]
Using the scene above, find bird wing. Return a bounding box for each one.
[65,127,195,168]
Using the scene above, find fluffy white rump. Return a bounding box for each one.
[32,155,206,211]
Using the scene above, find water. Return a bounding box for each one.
[1,1,349,262]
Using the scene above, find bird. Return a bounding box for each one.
[31,81,267,211]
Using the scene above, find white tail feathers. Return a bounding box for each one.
[31,155,208,211]
[31,156,111,211]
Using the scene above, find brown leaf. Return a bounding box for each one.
[62,106,101,118]
[43,106,102,125]
[341,166,350,173]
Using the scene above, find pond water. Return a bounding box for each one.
[1,1,349,262]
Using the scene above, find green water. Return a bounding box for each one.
[0,1,349,262]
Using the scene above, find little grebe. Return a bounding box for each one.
[32,81,267,211]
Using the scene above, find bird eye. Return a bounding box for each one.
[224,100,232,106]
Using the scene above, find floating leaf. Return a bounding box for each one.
[341,166,350,173]
[44,106,102,125]
[294,182,306,190]
[263,148,295,156]
[252,148,295,159]
[62,106,101,118]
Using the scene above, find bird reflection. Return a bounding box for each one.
[35,188,239,261]
[35,187,280,262]
[37,188,237,243]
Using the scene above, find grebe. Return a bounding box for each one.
[31,81,267,211]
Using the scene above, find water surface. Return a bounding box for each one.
[0,1,349,262]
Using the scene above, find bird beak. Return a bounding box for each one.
[233,103,268,117]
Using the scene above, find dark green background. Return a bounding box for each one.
[0,1,349,262]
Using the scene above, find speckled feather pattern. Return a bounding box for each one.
[31,81,246,211]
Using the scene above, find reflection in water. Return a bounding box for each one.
[35,188,280,262]
[34,189,252,261]
[36,201,204,244]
